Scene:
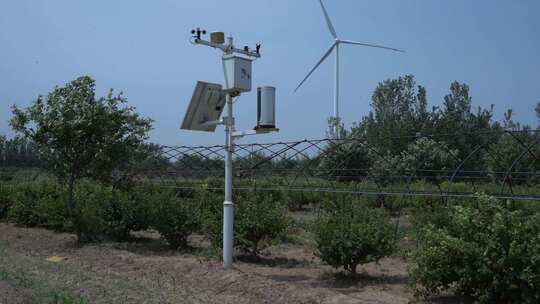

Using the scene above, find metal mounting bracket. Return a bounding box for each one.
[232,128,279,139]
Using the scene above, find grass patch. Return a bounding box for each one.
[0,267,87,304]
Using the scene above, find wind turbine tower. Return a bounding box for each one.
[295,0,404,129]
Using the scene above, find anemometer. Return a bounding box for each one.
[181,28,278,269]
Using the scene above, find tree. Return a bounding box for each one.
[10,76,152,241]
[353,75,432,153]
[109,142,170,190]
[435,82,500,169]
[0,135,5,164]
[318,140,370,181]
[326,116,347,140]
[502,109,521,130]
[399,138,458,185]
[485,116,539,183]
[0,136,40,167]
[536,102,540,126]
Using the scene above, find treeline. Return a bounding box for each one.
[321,75,540,183]
[165,75,540,183]
[3,75,540,183]
[0,134,168,179]
[0,136,41,167]
[351,75,540,155]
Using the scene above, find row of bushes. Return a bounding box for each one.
[0,180,392,269]
[0,179,394,266]
[1,179,539,303]
[0,179,291,254]
[183,176,540,214]
[315,194,540,303]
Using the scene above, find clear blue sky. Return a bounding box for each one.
[1,0,539,146]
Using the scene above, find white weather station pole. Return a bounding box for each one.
[181,28,278,269]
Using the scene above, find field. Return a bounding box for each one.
[2,126,540,303]
[2,167,540,303]
[1,215,461,304]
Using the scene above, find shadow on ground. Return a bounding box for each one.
[312,270,409,290]
[236,254,312,269]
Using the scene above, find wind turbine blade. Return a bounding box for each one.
[318,0,337,39]
[340,39,405,52]
[294,43,337,93]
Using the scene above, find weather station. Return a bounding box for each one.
[181,28,278,269]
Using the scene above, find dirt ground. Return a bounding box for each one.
[0,281,32,304]
[0,223,465,304]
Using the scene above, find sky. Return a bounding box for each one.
[1,0,539,146]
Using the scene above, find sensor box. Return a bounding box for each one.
[222,55,252,93]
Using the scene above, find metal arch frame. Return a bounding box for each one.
[395,138,459,205]
[449,138,508,184]
[448,144,488,184]
[500,135,540,195]
[154,130,540,202]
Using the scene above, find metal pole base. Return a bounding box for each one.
[222,200,234,269]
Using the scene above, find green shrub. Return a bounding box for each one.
[314,199,394,275]
[74,181,163,242]
[103,185,155,240]
[198,190,223,248]
[235,191,289,255]
[72,180,111,242]
[0,171,14,182]
[35,189,69,230]
[410,194,540,303]
[202,190,289,255]
[317,140,370,182]
[0,186,15,219]
[362,194,407,212]
[6,179,112,241]
[202,177,224,193]
[8,181,68,229]
[152,189,201,249]
[284,191,318,211]
[8,184,43,227]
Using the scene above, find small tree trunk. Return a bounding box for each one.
[350,264,358,277]
[68,176,75,211]
[378,194,386,209]
[67,175,81,242]
[435,182,446,206]
[251,240,259,257]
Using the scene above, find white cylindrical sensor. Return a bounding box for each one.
[257,86,276,129]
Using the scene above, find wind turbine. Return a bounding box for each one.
[295,0,404,126]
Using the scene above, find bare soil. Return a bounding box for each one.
[0,223,461,303]
[0,281,32,304]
